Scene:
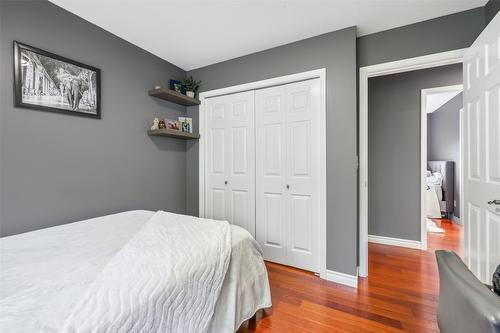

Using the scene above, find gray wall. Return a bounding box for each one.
[187,28,358,275]
[485,0,500,24]
[368,64,462,241]
[427,92,462,218]
[0,0,188,236]
[357,7,486,68]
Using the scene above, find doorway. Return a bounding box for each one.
[358,49,467,277]
[422,84,463,246]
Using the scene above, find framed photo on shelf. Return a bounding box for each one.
[178,117,193,133]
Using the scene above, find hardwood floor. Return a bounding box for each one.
[238,219,463,332]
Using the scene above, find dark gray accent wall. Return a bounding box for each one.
[427,92,462,218]
[368,64,462,241]
[187,27,358,275]
[357,8,485,68]
[0,0,188,236]
[485,0,500,24]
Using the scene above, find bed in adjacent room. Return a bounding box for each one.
[425,161,455,233]
[0,210,271,333]
[426,161,455,218]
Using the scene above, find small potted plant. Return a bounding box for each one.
[182,76,201,99]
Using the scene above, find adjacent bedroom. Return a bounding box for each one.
[1,0,500,332]
[425,85,463,239]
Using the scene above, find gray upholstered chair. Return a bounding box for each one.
[435,250,500,333]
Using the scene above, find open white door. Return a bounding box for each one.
[463,12,500,283]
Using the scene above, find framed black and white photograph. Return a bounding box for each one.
[14,41,101,118]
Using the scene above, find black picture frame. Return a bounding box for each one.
[13,41,101,119]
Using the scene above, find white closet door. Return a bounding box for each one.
[205,91,255,236]
[256,79,321,272]
[255,85,288,264]
[285,79,320,272]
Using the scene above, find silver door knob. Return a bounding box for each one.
[286,184,290,190]
[488,200,500,205]
[224,180,228,185]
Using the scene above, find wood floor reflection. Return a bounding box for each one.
[238,219,462,332]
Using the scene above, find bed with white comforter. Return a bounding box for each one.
[0,210,271,333]
[426,171,443,218]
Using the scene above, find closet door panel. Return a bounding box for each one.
[211,128,225,175]
[205,91,255,236]
[211,188,226,221]
[264,124,282,176]
[256,85,288,263]
[263,192,285,249]
[227,91,255,236]
[231,127,248,175]
[290,194,312,253]
[231,190,248,230]
[289,120,311,178]
[206,99,228,221]
[285,79,321,272]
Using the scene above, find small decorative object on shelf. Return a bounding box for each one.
[181,76,201,99]
[169,79,184,93]
[154,85,161,90]
[150,117,160,130]
[158,120,166,129]
[179,117,193,133]
[165,118,180,130]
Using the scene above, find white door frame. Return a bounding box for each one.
[459,107,464,225]
[359,49,467,277]
[421,84,463,238]
[198,68,327,279]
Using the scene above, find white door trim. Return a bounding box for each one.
[459,107,464,225]
[421,84,463,249]
[359,49,467,277]
[199,68,328,280]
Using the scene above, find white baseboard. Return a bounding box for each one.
[368,234,422,249]
[325,269,358,288]
[452,215,461,224]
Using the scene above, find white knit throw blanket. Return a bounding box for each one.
[61,211,231,333]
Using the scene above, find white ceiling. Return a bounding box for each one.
[49,0,486,70]
[426,89,462,113]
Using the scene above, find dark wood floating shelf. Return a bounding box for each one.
[148,129,200,140]
[148,88,200,106]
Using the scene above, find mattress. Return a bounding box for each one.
[425,186,442,218]
[427,172,443,201]
[0,210,271,332]
[428,161,455,214]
